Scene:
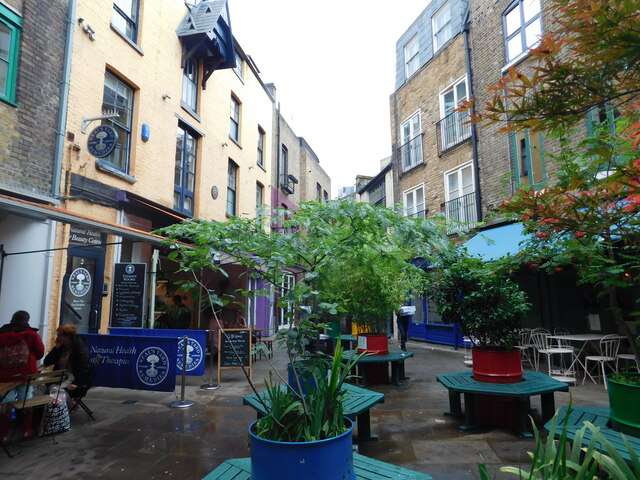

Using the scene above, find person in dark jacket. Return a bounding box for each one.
[0,310,45,444]
[43,324,91,397]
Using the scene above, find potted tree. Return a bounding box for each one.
[424,248,531,383]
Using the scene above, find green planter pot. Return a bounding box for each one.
[607,373,640,437]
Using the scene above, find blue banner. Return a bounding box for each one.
[108,328,206,376]
[81,334,178,392]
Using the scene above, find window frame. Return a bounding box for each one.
[112,0,140,44]
[257,126,265,168]
[403,34,420,79]
[256,181,264,220]
[403,184,426,219]
[444,162,476,224]
[439,76,471,150]
[432,0,453,53]
[503,0,542,64]
[233,49,243,80]
[230,95,240,143]
[0,5,21,105]
[226,160,238,217]
[101,70,134,174]
[400,111,423,172]
[278,273,295,329]
[510,129,546,189]
[174,123,198,216]
[181,58,198,113]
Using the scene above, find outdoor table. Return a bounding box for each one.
[436,370,569,437]
[343,349,414,386]
[201,453,433,480]
[243,382,384,442]
[547,334,624,383]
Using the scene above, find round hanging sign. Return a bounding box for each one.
[87,125,118,158]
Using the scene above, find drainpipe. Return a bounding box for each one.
[52,0,76,200]
[462,7,483,223]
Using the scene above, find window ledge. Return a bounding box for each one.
[180,103,201,123]
[0,97,18,108]
[501,42,540,74]
[257,163,267,173]
[95,159,137,183]
[110,24,144,56]
[400,162,425,176]
[229,137,242,149]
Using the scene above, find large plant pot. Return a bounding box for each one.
[287,361,321,396]
[249,418,355,480]
[607,373,640,437]
[472,348,523,383]
[356,333,389,356]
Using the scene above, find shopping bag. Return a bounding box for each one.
[41,399,71,436]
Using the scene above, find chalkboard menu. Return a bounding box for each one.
[111,263,146,328]
[217,328,252,383]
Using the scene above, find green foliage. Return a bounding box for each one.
[424,248,530,349]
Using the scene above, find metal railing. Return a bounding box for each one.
[441,192,477,231]
[436,110,471,155]
[400,134,423,172]
[405,208,427,220]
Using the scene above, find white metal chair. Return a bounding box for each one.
[515,329,535,369]
[530,330,576,382]
[527,328,551,371]
[583,334,621,389]
[553,327,572,348]
[615,335,639,372]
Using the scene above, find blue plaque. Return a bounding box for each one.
[87,125,118,158]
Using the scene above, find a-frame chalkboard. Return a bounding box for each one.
[217,328,252,384]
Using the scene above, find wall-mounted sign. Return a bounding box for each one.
[87,125,118,158]
[69,225,103,246]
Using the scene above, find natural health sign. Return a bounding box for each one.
[81,333,178,392]
[111,263,146,328]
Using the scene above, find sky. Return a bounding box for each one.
[228,0,430,198]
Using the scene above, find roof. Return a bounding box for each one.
[176,0,227,36]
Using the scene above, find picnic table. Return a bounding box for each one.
[436,370,570,437]
[243,382,384,442]
[545,405,640,465]
[201,453,433,479]
[343,349,414,386]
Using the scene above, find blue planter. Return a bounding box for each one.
[287,361,320,396]
[249,418,355,480]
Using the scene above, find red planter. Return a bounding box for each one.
[472,348,523,383]
[356,333,389,356]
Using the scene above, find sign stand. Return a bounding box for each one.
[201,329,220,390]
[217,328,252,385]
[171,337,194,408]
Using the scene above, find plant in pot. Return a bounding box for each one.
[424,247,531,383]
[156,199,450,477]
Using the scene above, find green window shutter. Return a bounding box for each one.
[0,5,22,105]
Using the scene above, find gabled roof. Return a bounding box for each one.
[176,0,227,37]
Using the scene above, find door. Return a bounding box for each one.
[60,247,105,333]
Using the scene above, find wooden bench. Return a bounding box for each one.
[545,405,640,465]
[201,453,433,479]
[436,370,569,437]
[343,349,414,386]
[243,382,384,442]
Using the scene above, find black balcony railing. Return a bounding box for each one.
[400,134,423,172]
[436,110,471,155]
[406,208,427,219]
[441,192,477,230]
[279,173,298,195]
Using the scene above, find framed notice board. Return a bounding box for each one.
[217,328,252,384]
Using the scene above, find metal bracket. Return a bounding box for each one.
[81,110,119,134]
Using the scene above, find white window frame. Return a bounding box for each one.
[404,34,420,79]
[403,184,425,219]
[233,49,243,80]
[181,59,198,112]
[444,162,476,224]
[439,76,471,150]
[230,96,240,142]
[278,273,295,329]
[503,0,542,64]
[432,0,453,53]
[112,0,139,43]
[400,111,423,172]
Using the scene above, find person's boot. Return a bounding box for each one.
[0,411,11,445]
[21,408,37,440]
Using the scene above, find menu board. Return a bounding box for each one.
[218,328,252,383]
[111,263,146,328]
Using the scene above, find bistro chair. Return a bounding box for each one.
[553,327,573,348]
[515,329,535,369]
[583,334,621,389]
[615,335,639,372]
[68,355,102,420]
[527,328,551,371]
[530,330,576,382]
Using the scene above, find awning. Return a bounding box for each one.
[464,223,530,262]
[0,193,167,245]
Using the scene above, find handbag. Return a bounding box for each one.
[41,397,71,436]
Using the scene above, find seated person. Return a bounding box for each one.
[43,324,91,403]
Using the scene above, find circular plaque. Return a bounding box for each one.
[87,125,118,158]
[211,186,219,199]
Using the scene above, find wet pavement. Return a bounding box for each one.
[0,339,609,480]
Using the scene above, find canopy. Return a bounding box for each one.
[464,223,529,262]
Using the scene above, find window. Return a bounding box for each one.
[233,50,243,79]
[432,0,453,52]
[112,0,139,43]
[226,160,238,216]
[278,273,295,328]
[230,96,240,142]
[444,164,476,224]
[257,127,265,167]
[256,182,264,221]
[587,103,618,136]
[511,129,546,188]
[316,183,322,201]
[182,59,198,112]
[400,112,423,172]
[404,185,425,219]
[369,180,386,206]
[102,71,134,173]
[323,190,329,202]
[404,35,420,79]
[174,124,197,216]
[503,0,542,63]
[439,76,471,151]
[0,5,21,105]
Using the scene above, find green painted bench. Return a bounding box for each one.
[243,383,384,442]
[545,405,640,464]
[436,370,569,437]
[343,349,414,386]
[201,453,433,480]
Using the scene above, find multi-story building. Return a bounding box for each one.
[1,0,330,342]
[356,157,394,209]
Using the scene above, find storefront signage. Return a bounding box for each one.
[87,125,118,158]
[69,225,103,246]
[111,263,146,328]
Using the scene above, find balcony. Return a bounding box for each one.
[280,174,298,195]
[436,110,471,155]
[400,134,423,172]
[441,192,477,231]
[405,208,427,220]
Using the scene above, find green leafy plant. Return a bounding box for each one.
[424,248,530,349]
